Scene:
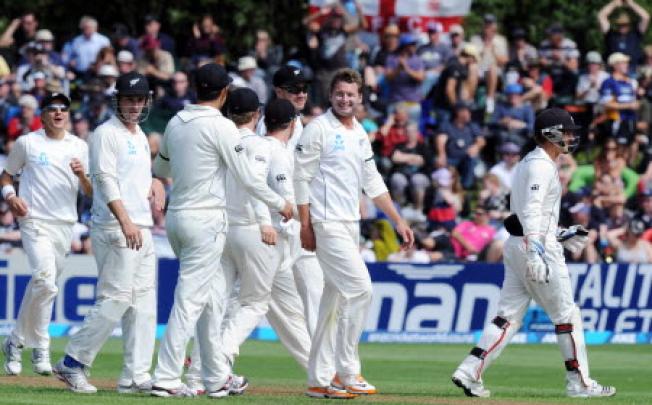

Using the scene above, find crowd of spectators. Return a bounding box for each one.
[0,0,651,264]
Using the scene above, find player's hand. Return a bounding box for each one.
[69,158,86,179]
[149,178,166,212]
[121,220,143,250]
[260,225,277,246]
[300,223,316,252]
[279,201,294,221]
[6,195,28,217]
[557,225,589,254]
[525,236,549,283]
[396,219,415,250]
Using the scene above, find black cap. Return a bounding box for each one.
[115,71,150,97]
[264,99,296,130]
[512,27,526,39]
[273,65,307,88]
[227,87,262,114]
[41,92,71,109]
[195,63,232,100]
[144,14,160,24]
[483,13,497,24]
[535,108,580,134]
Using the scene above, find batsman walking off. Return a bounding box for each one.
[294,68,414,399]
[452,108,616,399]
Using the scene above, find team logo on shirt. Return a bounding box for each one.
[276,174,287,182]
[126,140,137,155]
[38,152,49,166]
[333,134,345,152]
[531,184,540,191]
[234,144,244,153]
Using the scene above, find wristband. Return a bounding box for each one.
[1,184,16,200]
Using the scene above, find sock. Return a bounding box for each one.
[63,354,84,369]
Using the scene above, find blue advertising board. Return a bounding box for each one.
[0,252,650,344]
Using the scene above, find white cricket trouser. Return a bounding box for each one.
[11,219,72,349]
[290,229,324,337]
[66,226,156,386]
[308,221,371,388]
[219,225,311,369]
[458,236,590,383]
[152,209,231,392]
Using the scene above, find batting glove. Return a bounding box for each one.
[525,235,549,283]
[556,225,589,254]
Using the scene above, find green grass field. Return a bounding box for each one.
[0,339,649,404]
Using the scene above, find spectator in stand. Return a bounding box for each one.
[451,205,496,261]
[157,71,195,113]
[448,24,467,56]
[378,106,410,171]
[490,83,534,147]
[538,23,578,67]
[90,47,116,78]
[231,56,268,104]
[138,35,174,90]
[143,14,175,56]
[370,23,400,73]
[0,78,17,126]
[428,43,479,123]
[508,27,537,71]
[605,200,630,231]
[567,201,603,263]
[470,13,508,114]
[385,33,425,123]
[640,45,652,75]
[598,0,649,69]
[521,56,553,110]
[425,167,463,232]
[16,42,65,93]
[97,64,119,96]
[305,8,350,106]
[417,21,453,95]
[489,142,521,191]
[72,112,90,141]
[6,94,41,139]
[601,52,639,147]
[435,101,485,189]
[29,71,48,102]
[0,13,38,65]
[390,123,430,223]
[253,29,283,78]
[608,218,652,263]
[633,188,652,228]
[576,51,610,107]
[478,173,509,224]
[593,172,627,212]
[354,103,378,141]
[65,16,111,75]
[116,50,135,74]
[34,29,64,67]
[548,49,580,105]
[111,23,141,59]
[187,14,225,64]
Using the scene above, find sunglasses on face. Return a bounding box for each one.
[45,104,69,112]
[282,85,308,94]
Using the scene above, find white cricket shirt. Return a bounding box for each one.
[5,129,88,224]
[154,104,285,213]
[89,116,153,228]
[294,109,387,223]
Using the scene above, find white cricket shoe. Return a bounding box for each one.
[117,380,152,394]
[332,374,377,395]
[31,348,52,375]
[53,358,97,394]
[186,379,206,396]
[567,377,616,398]
[451,368,490,398]
[150,383,196,398]
[2,338,22,376]
[207,375,249,398]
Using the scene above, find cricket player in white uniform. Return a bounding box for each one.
[184,91,312,394]
[150,64,293,398]
[257,65,323,335]
[294,68,414,399]
[452,108,616,399]
[2,93,90,377]
[54,72,165,394]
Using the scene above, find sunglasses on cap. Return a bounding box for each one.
[282,84,308,94]
[44,104,69,112]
